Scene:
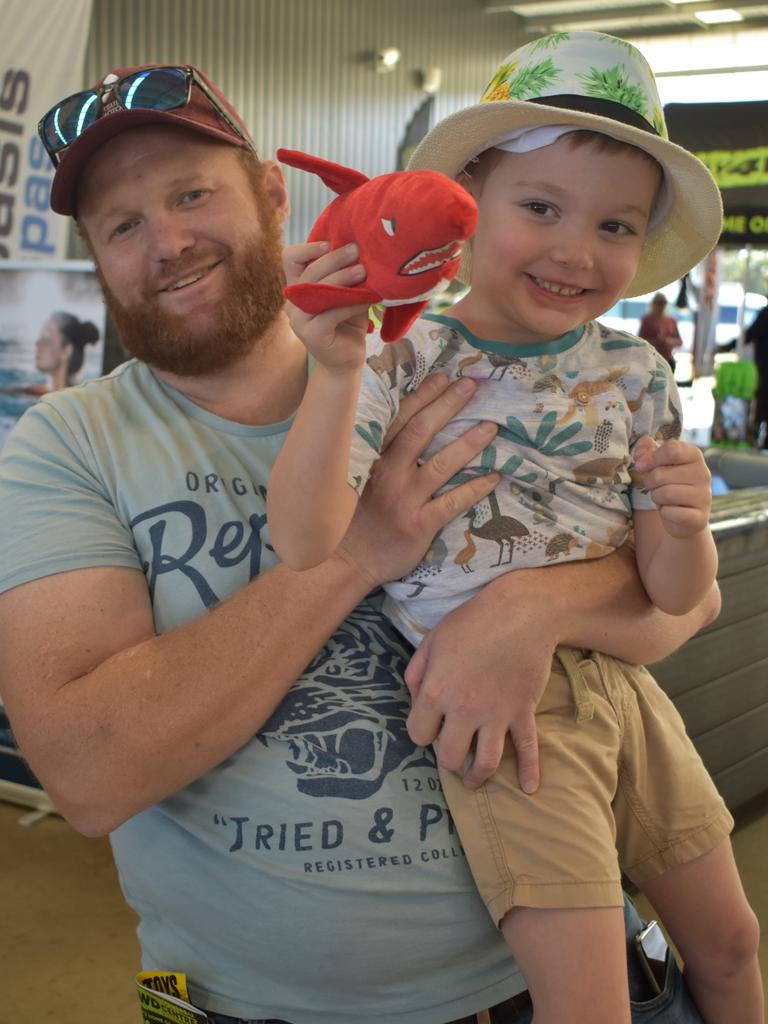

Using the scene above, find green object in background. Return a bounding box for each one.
[712,360,758,400]
[711,359,758,448]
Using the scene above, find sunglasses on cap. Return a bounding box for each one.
[38,65,250,166]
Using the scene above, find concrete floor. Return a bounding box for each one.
[1,796,767,1024]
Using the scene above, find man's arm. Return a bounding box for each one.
[0,559,372,837]
[0,374,499,837]
[406,544,720,791]
[534,543,720,661]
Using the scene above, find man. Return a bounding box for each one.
[0,65,717,1023]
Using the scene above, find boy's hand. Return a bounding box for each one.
[632,436,712,539]
[284,240,370,372]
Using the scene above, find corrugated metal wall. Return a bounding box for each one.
[81,0,526,243]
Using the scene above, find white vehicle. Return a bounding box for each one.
[598,284,767,384]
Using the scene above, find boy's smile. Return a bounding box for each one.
[454,136,661,345]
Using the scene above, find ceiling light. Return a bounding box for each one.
[374,47,401,73]
[694,7,744,22]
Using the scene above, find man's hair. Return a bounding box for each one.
[236,146,266,187]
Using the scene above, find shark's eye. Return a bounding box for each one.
[381,218,396,237]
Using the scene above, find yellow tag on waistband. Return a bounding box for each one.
[136,971,209,1023]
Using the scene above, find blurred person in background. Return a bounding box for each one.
[744,297,768,448]
[639,292,681,371]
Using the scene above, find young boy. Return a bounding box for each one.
[268,32,763,1024]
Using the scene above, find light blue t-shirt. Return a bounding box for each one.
[0,360,522,1023]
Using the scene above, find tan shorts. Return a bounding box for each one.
[439,648,734,925]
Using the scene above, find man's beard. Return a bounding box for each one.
[99,198,286,377]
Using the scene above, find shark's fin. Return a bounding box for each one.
[284,282,381,315]
[277,149,369,195]
[380,302,428,343]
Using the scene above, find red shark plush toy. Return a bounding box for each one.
[277,149,478,342]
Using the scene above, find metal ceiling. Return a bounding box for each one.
[484,0,768,39]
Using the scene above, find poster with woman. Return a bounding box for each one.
[0,261,107,451]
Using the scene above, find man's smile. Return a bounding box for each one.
[158,259,223,294]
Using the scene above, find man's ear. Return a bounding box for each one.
[261,160,291,221]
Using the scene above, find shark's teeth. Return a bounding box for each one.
[400,240,463,276]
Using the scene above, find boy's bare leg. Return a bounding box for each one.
[639,839,763,1024]
[501,905,631,1024]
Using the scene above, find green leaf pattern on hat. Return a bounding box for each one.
[478,31,669,140]
[530,32,571,53]
[651,105,666,138]
[482,58,561,102]
[611,38,638,55]
[508,58,562,100]
[577,65,647,117]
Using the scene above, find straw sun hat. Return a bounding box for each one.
[408,31,723,297]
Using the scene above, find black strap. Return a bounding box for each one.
[528,94,659,135]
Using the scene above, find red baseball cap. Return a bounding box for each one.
[48,64,256,216]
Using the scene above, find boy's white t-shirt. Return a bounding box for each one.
[349,314,682,645]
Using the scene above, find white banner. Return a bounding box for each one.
[1,0,93,260]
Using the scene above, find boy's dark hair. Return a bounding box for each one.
[463,130,661,192]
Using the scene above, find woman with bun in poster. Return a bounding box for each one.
[1,311,101,398]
